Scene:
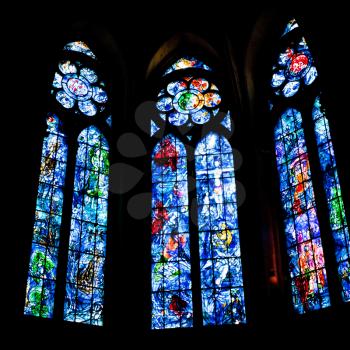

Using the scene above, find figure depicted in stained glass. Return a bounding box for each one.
[196,133,246,325]
[151,135,193,329]
[275,108,330,313]
[151,56,245,328]
[25,39,111,325]
[24,114,67,318]
[273,19,350,309]
[64,127,109,325]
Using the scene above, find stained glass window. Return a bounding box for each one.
[151,135,193,329]
[24,114,68,318]
[151,55,246,329]
[25,40,111,325]
[272,18,349,311]
[196,132,246,325]
[64,127,109,325]
[274,108,330,313]
[312,97,350,302]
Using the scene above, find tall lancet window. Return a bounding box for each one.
[151,56,246,329]
[271,18,349,313]
[24,41,112,325]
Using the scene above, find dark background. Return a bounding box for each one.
[7,3,349,346]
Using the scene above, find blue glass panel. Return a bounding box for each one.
[195,133,246,325]
[52,61,107,116]
[312,96,350,302]
[64,41,97,59]
[106,115,112,128]
[151,135,193,329]
[156,76,220,127]
[164,56,212,76]
[282,18,299,37]
[64,126,109,325]
[151,120,160,136]
[272,27,317,98]
[220,111,232,131]
[24,114,68,318]
[275,108,331,313]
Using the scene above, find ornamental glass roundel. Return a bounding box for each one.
[271,38,318,98]
[156,77,221,126]
[52,60,108,116]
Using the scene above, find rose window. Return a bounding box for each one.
[156,77,221,126]
[52,60,108,116]
[271,38,318,98]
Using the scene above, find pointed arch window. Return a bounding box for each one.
[25,115,68,318]
[64,126,109,325]
[271,19,349,313]
[24,41,112,325]
[151,55,246,329]
[151,134,192,328]
[196,132,245,325]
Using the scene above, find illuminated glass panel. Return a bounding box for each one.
[220,111,232,131]
[282,18,299,37]
[64,127,109,325]
[312,97,350,302]
[106,115,112,128]
[151,120,160,136]
[151,135,193,329]
[275,108,331,313]
[271,37,317,98]
[196,133,246,325]
[164,56,211,75]
[24,114,68,318]
[64,41,97,59]
[52,61,108,116]
[156,77,221,127]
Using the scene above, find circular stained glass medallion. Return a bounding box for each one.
[157,76,222,126]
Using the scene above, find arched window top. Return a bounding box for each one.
[282,18,299,37]
[146,33,221,79]
[271,19,318,98]
[195,132,246,325]
[152,134,185,158]
[46,113,64,135]
[164,56,212,76]
[64,41,97,60]
[52,41,109,118]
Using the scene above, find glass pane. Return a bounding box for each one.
[151,135,193,329]
[196,133,246,325]
[24,114,68,318]
[275,108,331,313]
[64,126,109,325]
[313,96,350,302]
